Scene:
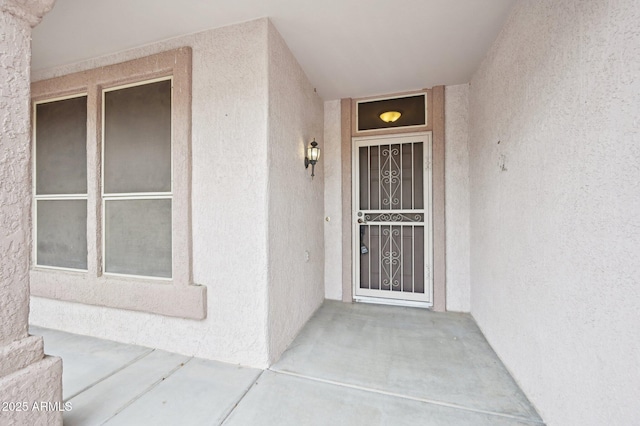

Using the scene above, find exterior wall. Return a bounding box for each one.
[266,22,325,363]
[444,84,470,312]
[323,100,342,300]
[0,1,62,424]
[468,1,640,425]
[0,5,32,348]
[30,19,272,368]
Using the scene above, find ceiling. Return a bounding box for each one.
[31,0,516,100]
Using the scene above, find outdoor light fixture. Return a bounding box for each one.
[305,139,321,178]
[379,110,402,123]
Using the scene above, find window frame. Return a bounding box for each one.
[351,89,431,137]
[30,48,206,320]
[32,93,89,272]
[101,77,174,280]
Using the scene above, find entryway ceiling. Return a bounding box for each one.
[31,0,516,100]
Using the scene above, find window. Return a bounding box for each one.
[34,95,88,270]
[30,48,205,319]
[103,79,173,279]
[353,91,430,136]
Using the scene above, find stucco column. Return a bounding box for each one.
[0,1,63,425]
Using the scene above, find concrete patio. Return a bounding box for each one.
[31,301,544,425]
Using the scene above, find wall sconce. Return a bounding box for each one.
[305,139,321,178]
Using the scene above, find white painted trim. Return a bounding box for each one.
[102,271,173,282]
[354,295,433,308]
[102,193,172,199]
[353,131,430,144]
[360,209,426,213]
[351,132,434,306]
[34,194,88,200]
[32,265,89,273]
[33,92,88,106]
[101,75,173,93]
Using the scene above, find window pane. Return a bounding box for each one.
[357,95,426,131]
[105,199,172,278]
[104,80,172,194]
[35,96,87,195]
[37,200,87,269]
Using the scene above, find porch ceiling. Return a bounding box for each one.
[31,0,516,100]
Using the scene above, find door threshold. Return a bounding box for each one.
[354,296,433,309]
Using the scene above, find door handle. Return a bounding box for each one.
[357,218,366,224]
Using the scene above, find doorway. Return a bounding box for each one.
[352,132,433,306]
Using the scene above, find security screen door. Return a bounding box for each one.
[353,133,432,305]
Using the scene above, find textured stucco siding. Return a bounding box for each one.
[322,100,342,300]
[0,8,32,347]
[468,1,640,425]
[0,3,62,423]
[30,19,272,368]
[444,84,470,312]
[0,356,63,425]
[266,22,325,363]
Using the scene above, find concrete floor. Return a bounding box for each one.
[31,301,544,425]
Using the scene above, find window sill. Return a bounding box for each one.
[30,268,207,320]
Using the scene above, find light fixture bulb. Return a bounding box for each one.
[379,111,402,123]
[305,139,320,178]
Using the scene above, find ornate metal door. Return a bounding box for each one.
[353,133,432,305]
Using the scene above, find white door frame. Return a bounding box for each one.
[351,131,433,308]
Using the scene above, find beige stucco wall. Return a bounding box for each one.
[322,100,343,300]
[30,19,272,368]
[468,1,640,424]
[0,1,62,424]
[265,23,325,363]
[0,5,32,349]
[444,84,470,312]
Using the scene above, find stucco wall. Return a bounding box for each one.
[323,100,342,300]
[444,84,471,312]
[468,1,640,424]
[0,4,33,348]
[266,22,325,363]
[1,3,62,424]
[30,19,272,368]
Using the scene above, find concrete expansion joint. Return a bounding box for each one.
[63,348,156,403]
[220,370,265,425]
[101,355,194,424]
[267,368,546,425]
